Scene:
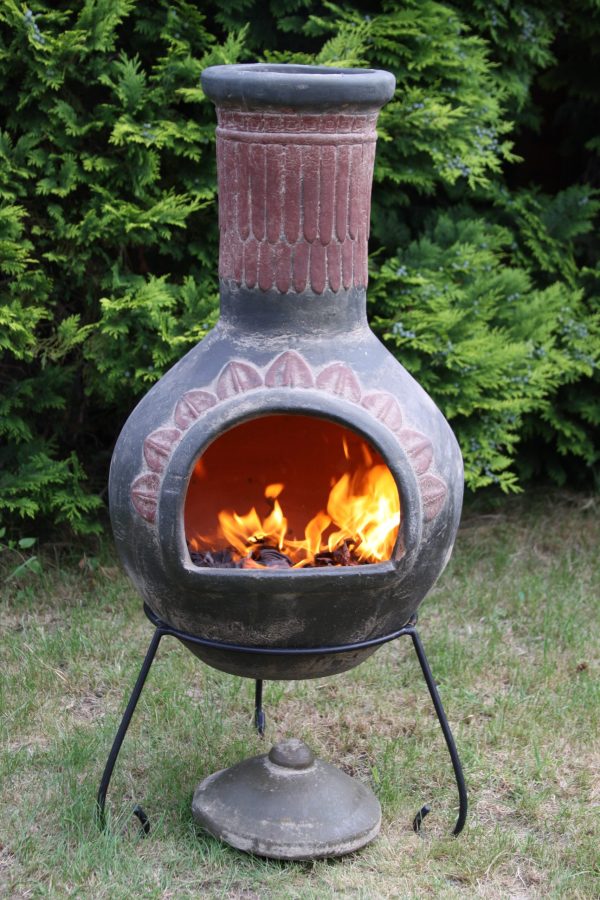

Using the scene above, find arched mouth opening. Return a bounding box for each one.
[184,414,401,570]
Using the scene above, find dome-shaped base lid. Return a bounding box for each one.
[192,739,381,860]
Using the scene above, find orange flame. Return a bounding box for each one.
[190,441,400,568]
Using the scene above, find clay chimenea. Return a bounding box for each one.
[99,63,467,858]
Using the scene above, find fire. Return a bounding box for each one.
[188,440,400,568]
[219,482,288,558]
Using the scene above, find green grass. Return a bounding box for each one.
[1,492,599,898]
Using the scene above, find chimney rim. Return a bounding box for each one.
[201,63,396,111]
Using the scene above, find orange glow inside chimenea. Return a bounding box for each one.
[184,415,401,569]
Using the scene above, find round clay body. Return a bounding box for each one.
[109,65,463,679]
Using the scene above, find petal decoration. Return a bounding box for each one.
[216,360,263,400]
[174,391,217,430]
[143,428,181,473]
[265,351,314,388]
[361,392,403,433]
[316,363,362,403]
[130,473,160,523]
[419,473,448,521]
[397,429,434,475]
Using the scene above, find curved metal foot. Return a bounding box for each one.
[254,679,266,736]
[132,804,151,835]
[96,626,164,834]
[412,804,431,833]
[409,628,468,835]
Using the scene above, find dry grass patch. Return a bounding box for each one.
[1,491,599,898]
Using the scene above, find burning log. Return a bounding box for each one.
[314,541,359,567]
[243,547,293,568]
[188,548,238,568]
[188,540,364,569]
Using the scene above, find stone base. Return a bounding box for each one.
[192,739,381,860]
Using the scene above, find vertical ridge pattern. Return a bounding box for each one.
[215,109,379,295]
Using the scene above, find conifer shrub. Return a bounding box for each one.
[0,0,236,532]
[0,0,597,535]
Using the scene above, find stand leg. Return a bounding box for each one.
[96,626,164,834]
[409,628,468,836]
[254,679,266,736]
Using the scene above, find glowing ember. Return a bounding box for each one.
[188,440,400,568]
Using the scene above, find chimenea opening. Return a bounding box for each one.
[184,414,401,570]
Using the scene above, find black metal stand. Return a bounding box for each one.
[96,604,467,837]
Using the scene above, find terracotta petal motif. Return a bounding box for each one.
[174,391,217,429]
[265,350,314,389]
[396,429,434,476]
[143,428,182,474]
[216,361,263,400]
[316,363,362,404]
[361,392,403,434]
[130,351,448,526]
[419,474,448,522]
[130,473,161,524]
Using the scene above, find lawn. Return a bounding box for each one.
[1,492,598,899]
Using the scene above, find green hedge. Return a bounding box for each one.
[0,0,598,535]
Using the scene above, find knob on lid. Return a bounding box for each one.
[268,738,315,770]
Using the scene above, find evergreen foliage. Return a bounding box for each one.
[0,0,598,534]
